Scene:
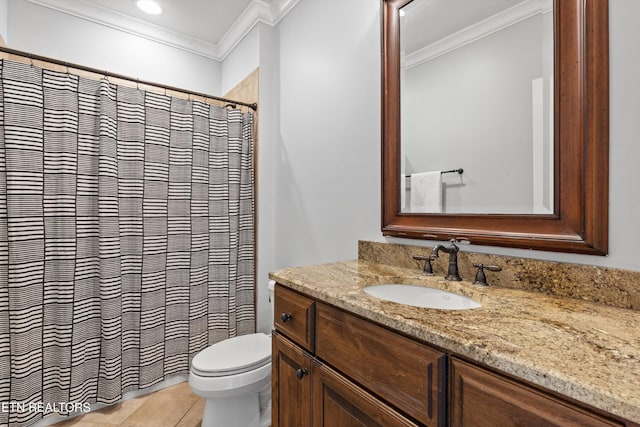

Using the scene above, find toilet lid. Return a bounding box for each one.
[192,333,271,377]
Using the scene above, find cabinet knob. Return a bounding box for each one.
[280,312,292,322]
[296,368,308,379]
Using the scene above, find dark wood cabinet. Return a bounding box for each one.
[316,303,446,426]
[272,332,312,427]
[273,284,446,426]
[273,285,316,352]
[449,357,625,427]
[312,360,418,426]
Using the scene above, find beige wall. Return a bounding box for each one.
[224,67,259,110]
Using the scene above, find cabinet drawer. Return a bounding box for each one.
[316,303,446,427]
[274,284,315,351]
[449,357,625,427]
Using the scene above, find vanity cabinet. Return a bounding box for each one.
[449,358,625,427]
[272,284,631,426]
[272,284,444,426]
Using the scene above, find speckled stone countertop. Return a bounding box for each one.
[269,260,640,423]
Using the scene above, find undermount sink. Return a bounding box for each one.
[362,284,481,310]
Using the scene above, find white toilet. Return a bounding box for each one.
[189,281,275,427]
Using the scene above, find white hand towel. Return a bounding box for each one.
[410,171,442,213]
[400,173,407,211]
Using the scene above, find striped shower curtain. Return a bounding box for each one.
[0,59,255,427]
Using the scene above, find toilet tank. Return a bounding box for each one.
[268,280,276,331]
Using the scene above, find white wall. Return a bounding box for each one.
[221,25,259,95]
[0,0,7,44]
[224,0,384,331]
[255,23,279,333]
[6,0,221,95]
[601,0,640,271]
[268,0,640,273]
[272,0,381,269]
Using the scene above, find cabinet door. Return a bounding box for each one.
[449,358,625,427]
[273,332,312,427]
[316,303,446,426]
[312,360,419,427]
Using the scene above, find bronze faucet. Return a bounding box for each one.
[431,240,462,281]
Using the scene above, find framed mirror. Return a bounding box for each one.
[381,0,609,254]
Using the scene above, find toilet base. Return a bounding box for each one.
[202,392,269,427]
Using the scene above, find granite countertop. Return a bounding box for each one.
[270,260,640,423]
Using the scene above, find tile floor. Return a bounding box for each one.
[52,382,203,427]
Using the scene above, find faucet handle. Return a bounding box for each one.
[472,263,502,286]
[413,254,435,275]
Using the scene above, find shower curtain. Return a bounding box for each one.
[0,59,255,427]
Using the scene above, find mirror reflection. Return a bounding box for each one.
[399,0,554,214]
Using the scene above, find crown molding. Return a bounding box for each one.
[268,0,300,25]
[24,0,299,61]
[216,0,300,60]
[216,1,272,60]
[404,0,552,70]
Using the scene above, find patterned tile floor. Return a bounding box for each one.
[52,382,203,427]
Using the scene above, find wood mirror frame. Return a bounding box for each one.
[381,0,609,255]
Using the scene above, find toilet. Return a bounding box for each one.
[189,281,275,427]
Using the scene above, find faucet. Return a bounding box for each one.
[431,239,462,281]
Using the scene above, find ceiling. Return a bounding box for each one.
[27,0,293,60]
[87,0,255,45]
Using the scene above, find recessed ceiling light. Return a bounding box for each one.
[136,0,162,15]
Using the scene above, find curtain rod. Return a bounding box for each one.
[0,46,258,111]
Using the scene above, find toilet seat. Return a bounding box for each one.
[192,333,271,378]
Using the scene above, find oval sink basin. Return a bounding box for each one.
[362,284,481,310]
